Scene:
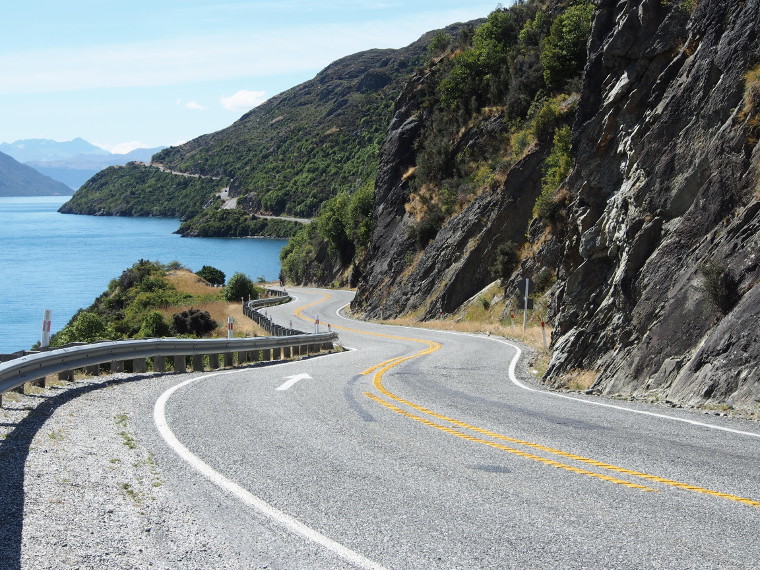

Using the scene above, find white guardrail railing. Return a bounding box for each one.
[0,291,337,406]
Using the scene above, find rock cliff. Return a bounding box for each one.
[543,0,759,409]
[353,0,759,411]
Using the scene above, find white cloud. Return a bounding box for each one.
[184,101,207,110]
[220,90,267,111]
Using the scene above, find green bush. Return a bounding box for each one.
[541,2,595,91]
[491,241,520,283]
[701,262,740,314]
[197,265,226,286]
[224,272,261,302]
[138,311,171,338]
[52,311,115,346]
[534,124,572,222]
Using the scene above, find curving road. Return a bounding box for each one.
[139,288,760,568]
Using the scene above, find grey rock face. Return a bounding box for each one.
[545,0,760,410]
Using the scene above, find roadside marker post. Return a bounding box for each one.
[510,312,515,329]
[41,309,52,348]
[315,318,320,334]
[227,317,234,339]
[523,278,529,331]
[541,320,547,350]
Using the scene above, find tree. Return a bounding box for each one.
[197,265,226,286]
[540,2,594,91]
[224,272,261,302]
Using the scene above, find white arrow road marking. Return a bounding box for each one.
[277,373,312,391]
[154,367,386,570]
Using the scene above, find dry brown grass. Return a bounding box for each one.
[158,301,267,337]
[556,369,598,392]
[162,269,267,337]
[165,270,219,297]
[379,315,552,354]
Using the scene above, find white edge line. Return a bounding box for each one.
[334,297,760,440]
[153,363,386,570]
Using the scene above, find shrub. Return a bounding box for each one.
[701,262,739,314]
[492,241,520,283]
[533,267,555,293]
[53,311,114,346]
[138,311,171,338]
[534,125,572,223]
[197,265,226,286]
[224,272,261,302]
[172,308,217,337]
[540,2,595,91]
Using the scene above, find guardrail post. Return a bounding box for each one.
[154,356,166,373]
[111,360,124,373]
[283,346,291,359]
[262,348,271,361]
[174,356,187,373]
[133,359,147,373]
[272,347,281,360]
[224,352,234,367]
[210,354,221,369]
[192,355,205,372]
[85,364,100,376]
[58,370,74,382]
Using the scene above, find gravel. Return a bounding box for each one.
[0,372,249,570]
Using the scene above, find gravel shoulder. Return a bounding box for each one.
[0,372,249,570]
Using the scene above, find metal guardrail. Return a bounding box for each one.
[0,289,337,405]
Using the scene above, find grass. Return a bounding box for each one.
[376,283,553,355]
[161,269,269,337]
[556,369,598,391]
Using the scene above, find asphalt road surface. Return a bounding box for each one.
[140,287,760,568]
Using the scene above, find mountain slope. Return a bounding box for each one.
[61,22,474,235]
[346,0,759,412]
[0,138,108,162]
[0,151,74,196]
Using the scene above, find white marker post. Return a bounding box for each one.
[41,309,52,348]
[523,278,529,331]
[315,318,320,334]
[227,317,234,339]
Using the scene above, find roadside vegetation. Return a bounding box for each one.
[281,0,594,284]
[49,261,267,346]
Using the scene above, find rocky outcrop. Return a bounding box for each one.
[353,74,553,318]
[543,0,760,409]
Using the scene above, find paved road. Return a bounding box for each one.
[140,288,760,568]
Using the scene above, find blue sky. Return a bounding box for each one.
[1,1,499,153]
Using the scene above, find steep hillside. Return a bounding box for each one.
[342,0,759,412]
[0,151,73,196]
[60,25,471,237]
[534,0,760,409]
[151,38,438,218]
[343,0,590,314]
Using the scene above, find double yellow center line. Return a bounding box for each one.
[294,292,760,508]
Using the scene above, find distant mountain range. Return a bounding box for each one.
[0,138,165,190]
[0,150,73,196]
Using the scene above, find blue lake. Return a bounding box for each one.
[0,196,287,353]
